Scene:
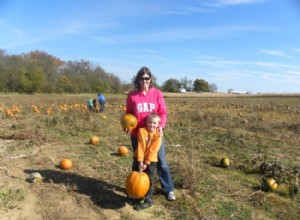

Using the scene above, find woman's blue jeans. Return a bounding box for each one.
[131,136,174,193]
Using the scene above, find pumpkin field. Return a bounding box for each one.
[0,93,300,220]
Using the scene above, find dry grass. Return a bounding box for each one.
[0,93,300,219]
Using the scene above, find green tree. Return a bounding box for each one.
[19,62,45,93]
[193,79,210,92]
[5,55,24,92]
[56,75,76,93]
[28,50,64,93]
[162,79,181,92]
[0,50,7,92]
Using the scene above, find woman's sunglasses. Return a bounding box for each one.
[140,77,151,81]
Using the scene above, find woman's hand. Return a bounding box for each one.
[157,127,164,137]
[123,128,132,135]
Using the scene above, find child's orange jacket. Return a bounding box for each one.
[135,128,162,165]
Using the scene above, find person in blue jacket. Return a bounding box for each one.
[97,93,106,112]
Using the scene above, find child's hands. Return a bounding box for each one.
[142,164,147,170]
[138,162,147,171]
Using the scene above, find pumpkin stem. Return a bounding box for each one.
[138,168,142,173]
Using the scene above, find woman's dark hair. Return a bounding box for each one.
[134,66,152,89]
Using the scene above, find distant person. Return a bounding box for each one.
[97,93,106,112]
[87,98,94,111]
[132,113,162,211]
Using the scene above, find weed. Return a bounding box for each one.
[217,201,252,219]
[0,188,25,209]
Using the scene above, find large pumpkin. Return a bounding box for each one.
[120,114,138,131]
[126,171,150,199]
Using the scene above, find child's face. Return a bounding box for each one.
[146,117,160,132]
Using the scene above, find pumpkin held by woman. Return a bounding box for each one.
[120,114,138,131]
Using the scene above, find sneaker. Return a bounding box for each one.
[167,191,176,201]
[133,202,152,211]
[127,196,143,206]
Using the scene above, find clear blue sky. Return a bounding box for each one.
[1,0,300,93]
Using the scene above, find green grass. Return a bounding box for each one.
[0,188,25,209]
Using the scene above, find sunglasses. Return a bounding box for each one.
[140,77,151,81]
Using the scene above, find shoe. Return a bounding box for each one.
[167,191,176,201]
[127,196,143,206]
[133,202,152,211]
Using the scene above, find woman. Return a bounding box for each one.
[125,66,176,201]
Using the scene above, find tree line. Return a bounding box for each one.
[0,49,131,94]
[0,49,217,94]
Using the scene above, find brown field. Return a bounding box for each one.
[0,93,300,220]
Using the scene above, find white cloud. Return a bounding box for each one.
[208,0,266,7]
[0,19,23,35]
[166,6,213,15]
[291,48,300,53]
[105,24,277,44]
[259,49,292,58]
[286,70,300,76]
[194,54,300,85]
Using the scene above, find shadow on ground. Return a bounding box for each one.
[24,169,126,209]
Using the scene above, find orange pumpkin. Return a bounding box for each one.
[90,135,100,145]
[126,171,150,199]
[120,114,138,131]
[60,159,73,170]
[118,146,129,156]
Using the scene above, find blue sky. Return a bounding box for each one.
[1,0,300,93]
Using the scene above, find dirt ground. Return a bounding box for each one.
[0,139,172,220]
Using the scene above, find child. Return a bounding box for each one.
[132,113,162,211]
[87,98,94,111]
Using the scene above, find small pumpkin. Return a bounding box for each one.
[90,135,100,145]
[220,157,230,168]
[261,178,278,192]
[120,114,138,131]
[118,146,129,156]
[266,178,278,191]
[60,159,73,170]
[28,172,43,184]
[126,171,150,199]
